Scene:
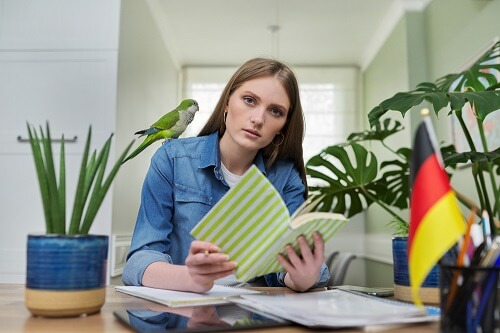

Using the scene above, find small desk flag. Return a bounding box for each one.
[408,110,466,306]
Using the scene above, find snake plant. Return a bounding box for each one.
[27,123,134,235]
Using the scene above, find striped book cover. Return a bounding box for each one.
[190,165,348,282]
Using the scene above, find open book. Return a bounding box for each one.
[115,285,260,307]
[190,165,347,282]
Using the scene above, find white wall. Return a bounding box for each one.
[111,0,180,253]
[0,0,121,283]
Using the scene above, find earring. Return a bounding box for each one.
[223,111,228,125]
[272,133,285,146]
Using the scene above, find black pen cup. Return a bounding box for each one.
[439,264,500,333]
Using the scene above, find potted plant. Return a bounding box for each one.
[306,41,500,302]
[24,123,133,317]
[306,118,454,302]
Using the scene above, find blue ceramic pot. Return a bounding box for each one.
[392,236,444,303]
[25,234,108,317]
[26,234,108,290]
[392,236,439,288]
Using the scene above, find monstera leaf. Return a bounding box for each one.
[368,41,500,127]
[347,118,404,142]
[378,148,411,210]
[436,41,500,92]
[444,147,500,172]
[306,143,383,218]
[368,83,500,127]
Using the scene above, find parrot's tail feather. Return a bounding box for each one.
[137,127,161,138]
[121,136,157,164]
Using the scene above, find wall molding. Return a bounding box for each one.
[110,234,132,277]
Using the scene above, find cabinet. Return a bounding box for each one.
[0,0,120,283]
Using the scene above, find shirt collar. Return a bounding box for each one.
[199,131,267,176]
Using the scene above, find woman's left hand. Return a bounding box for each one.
[277,231,325,292]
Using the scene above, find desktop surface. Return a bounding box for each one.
[0,284,439,332]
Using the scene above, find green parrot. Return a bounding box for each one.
[122,99,199,163]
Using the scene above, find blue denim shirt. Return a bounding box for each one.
[122,131,329,288]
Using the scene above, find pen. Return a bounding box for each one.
[481,210,491,249]
[445,210,476,311]
[470,249,500,331]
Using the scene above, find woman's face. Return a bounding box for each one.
[223,76,290,153]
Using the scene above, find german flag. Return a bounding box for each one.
[408,110,465,306]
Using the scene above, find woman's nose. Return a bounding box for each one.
[250,107,265,125]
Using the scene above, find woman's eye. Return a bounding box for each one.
[270,108,283,117]
[243,97,255,105]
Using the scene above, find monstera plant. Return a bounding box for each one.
[307,41,500,233]
[306,118,455,235]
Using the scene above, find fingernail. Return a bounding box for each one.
[210,245,221,252]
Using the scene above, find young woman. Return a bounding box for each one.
[123,58,329,292]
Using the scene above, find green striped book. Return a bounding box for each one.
[190,165,348,282]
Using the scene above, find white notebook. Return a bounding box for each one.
[231,289,440,328]
[115,285,260,308]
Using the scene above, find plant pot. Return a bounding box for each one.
[392,236,440,304]
[25,234,108,317]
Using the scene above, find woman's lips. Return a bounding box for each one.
[243,129,261,138]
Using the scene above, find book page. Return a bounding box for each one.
[256,215,348,276]
[289,194,325,220]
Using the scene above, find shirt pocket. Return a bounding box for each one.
[173,183,212,233]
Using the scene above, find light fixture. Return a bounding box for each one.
[268,25,280,58]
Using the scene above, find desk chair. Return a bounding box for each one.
[326,251,357,286]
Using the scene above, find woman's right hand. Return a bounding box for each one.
[185,240,237,293]
[187,306,230,329]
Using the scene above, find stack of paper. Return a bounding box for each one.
[231,289,440,328]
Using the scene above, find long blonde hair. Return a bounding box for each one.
[198,58,307,197]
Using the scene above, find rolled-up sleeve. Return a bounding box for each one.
[122,148,175,286]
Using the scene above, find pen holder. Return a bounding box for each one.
[439,264,500,333]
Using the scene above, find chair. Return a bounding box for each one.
[325,251,357,286]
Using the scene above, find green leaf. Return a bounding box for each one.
[68,126,92,235]
[436,41,500,92]
[40,123,63,234]
[368,84,500,127]
[378,148,411,209]
[58,134,66,234]
[80,135,112,234]
[27,124,52,233]
[385,216,409,237]
[347,118,404,142]
[368,41,500,127]
[444,148,500,167]
[306,143,380,218]
[79,139,134,234]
